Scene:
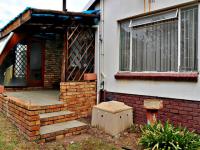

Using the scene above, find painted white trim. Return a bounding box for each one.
[178,8,181,72]
[198,4,200,72]
[100,0,105,81]
[94,25,100,104]
[129,29,133,71]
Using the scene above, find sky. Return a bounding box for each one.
[0,0,90,29]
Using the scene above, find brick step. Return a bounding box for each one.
[39,110,77,126]
[40,120,88,142]
[38,103,67,114]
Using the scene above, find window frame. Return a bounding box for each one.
[118,5,199,74]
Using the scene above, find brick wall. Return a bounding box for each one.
[0,95,40,141]
[44,35,63,88]
[0,94,69,142]
[60,82,97,118]
[105,91,200,133]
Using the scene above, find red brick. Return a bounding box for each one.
[104,91,200,134]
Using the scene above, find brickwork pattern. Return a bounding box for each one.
[40,126,88,143]
[40,112,77,126]
[105,91,200,133]
[0,95,40,141]
[60,82,97,118]
[44,35,63,88]
[0,94,74,142]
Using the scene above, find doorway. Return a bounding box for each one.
[27,40,44,87]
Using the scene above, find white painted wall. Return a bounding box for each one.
[94,0,200,101]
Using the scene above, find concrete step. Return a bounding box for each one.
[39,110,77,126]
[40,120,88,142]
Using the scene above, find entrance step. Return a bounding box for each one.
[39,110,77,126]
[40,120,88,142]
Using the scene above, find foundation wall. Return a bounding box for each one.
[105,91,200,133]
[60,82,97,118]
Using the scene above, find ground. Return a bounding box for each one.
[0,113,141,150]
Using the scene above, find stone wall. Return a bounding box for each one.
[44,35,63,88]
[60,82,97,118]
[104,91,200,133]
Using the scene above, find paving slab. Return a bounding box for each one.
[6,90,63,106]
[40,120,87,135]
[39,110,74,119]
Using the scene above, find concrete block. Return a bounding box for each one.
[144,99,163,110]
[92,101,133,136]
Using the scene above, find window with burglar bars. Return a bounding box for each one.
[14,43,27,78]
[66,26,95,81]
[120,6,198,72]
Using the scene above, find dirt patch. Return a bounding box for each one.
[86,126,142,150]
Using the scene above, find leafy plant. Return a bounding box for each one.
[139,121,200,150]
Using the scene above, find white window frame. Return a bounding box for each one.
[119,5,199,73]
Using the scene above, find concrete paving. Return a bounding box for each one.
[6,90,63,106]
[40,120,87,135]
[39,110,74,119]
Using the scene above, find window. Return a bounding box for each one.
[180,6,198,71]
[120,21,130,71]
[120,6,198,72]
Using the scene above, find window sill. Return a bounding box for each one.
[114,72,198,82]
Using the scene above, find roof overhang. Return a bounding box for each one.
[0,33,13,55]
[0,8,100,39]
[84,0,100,11]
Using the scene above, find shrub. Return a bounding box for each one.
[139,121,200,150]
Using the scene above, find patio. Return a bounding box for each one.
[0,88,91,142]
[6,90,62,106]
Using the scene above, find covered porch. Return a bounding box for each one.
[0,8,99,88]
[0,7,99,142]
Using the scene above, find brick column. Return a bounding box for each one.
[60,82,97,118]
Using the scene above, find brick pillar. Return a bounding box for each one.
[60,82,97,118]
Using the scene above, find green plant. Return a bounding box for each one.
[139,121,200,150]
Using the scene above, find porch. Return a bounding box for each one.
[0,89,91,142]
[6,90,61,106]
[0,7,99,142]
[0,7,99,88]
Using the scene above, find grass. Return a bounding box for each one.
[0,113,39,150]
[0,113,119,150]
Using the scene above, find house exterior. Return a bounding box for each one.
[86,0,200,133]
[0,8,99,142]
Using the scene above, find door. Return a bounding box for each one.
[27,40,44,87]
